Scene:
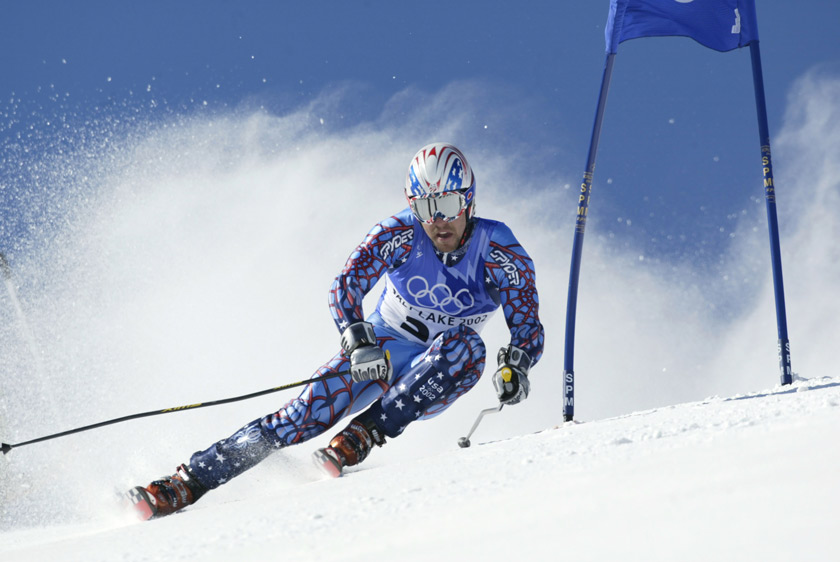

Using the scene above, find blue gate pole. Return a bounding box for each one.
[749,41,792,386]
[563,53,617,421]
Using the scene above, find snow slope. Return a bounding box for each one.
[2,375,838,562]
[2,70,840,561]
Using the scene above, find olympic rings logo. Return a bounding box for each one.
[406,276,475,314]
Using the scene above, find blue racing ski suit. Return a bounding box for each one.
[187,208,544,488]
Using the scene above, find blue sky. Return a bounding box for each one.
[1,0,838,261]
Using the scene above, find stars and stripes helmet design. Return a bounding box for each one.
[405,142,476,223]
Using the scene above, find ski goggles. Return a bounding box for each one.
[408,190,470,224]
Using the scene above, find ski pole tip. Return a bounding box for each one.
[1,443,12,455]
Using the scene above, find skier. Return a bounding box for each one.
[128,142,545,519]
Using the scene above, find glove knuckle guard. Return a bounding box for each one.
[349,343,392,383]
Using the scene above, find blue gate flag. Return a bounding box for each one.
[606,0,759,53]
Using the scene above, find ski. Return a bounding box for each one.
[312,447,343,478]
[124,486,157,521]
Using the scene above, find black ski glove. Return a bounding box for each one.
[341,322,392,383]
[492,345,532,405]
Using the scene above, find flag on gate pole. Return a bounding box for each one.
[563,0,793,422]
[606,0,759,53]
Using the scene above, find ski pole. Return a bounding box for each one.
[457,404,503,448]
[1,369,352,455]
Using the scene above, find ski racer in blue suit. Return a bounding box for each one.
[128,142,545,519]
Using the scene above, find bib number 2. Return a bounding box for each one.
[400,316,430,343]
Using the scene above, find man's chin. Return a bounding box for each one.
[433,238,457,252]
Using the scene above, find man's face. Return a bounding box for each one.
[421,213,467,253]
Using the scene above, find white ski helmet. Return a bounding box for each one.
[404,142,476,223]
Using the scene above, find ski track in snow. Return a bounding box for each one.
[2,375,838,562]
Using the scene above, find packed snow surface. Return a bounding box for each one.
[2,375,839,561]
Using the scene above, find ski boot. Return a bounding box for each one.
[312,415,385,478]
[126,464,207,520]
